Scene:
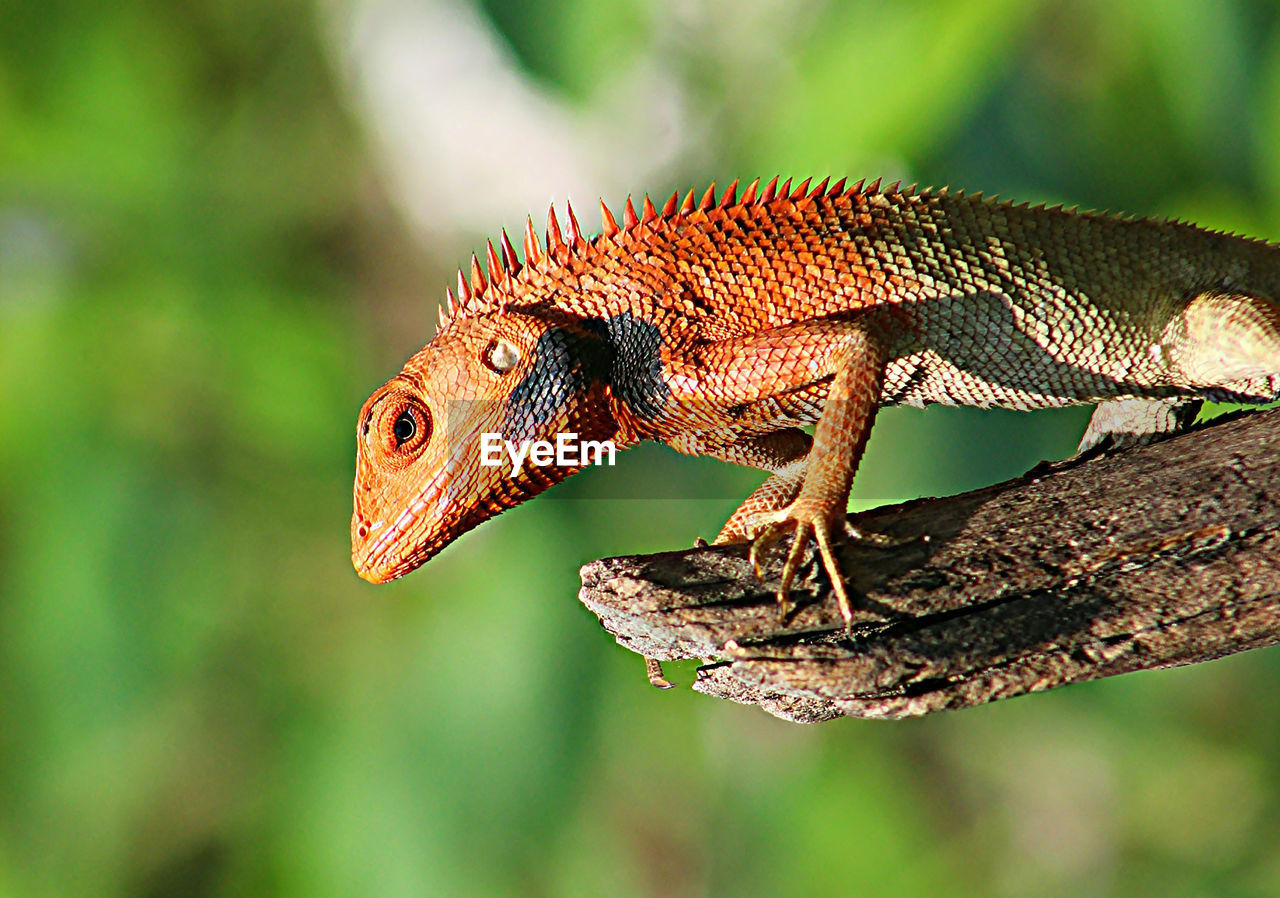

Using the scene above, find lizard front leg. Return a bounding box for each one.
[638,429,814,689]
[666,317,891,631]
[746,329,888,630]
[668,428,813,543]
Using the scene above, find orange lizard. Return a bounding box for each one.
[351,177,1280,635]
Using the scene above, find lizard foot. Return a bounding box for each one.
[747,505,856,633]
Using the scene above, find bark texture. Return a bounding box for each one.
[579,408,1280,723]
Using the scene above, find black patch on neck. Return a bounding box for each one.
[585,312,671,420]
[505,327,610,441]
[503,313,670,438]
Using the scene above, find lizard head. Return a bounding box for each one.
[351,310,620,583]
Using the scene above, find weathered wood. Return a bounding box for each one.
[579,408,1280,723]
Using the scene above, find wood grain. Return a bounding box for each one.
[580,408,1280,722]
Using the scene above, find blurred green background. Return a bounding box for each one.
[5,0,1280,895]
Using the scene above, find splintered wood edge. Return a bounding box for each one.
[578,408,1280,723]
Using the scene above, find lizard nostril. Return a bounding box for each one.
[356,521,370,539]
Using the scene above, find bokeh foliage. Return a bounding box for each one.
[4,0,1280,895]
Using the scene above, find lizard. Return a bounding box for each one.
[351,176,1280,643]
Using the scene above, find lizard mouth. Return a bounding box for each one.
[352,468,449,583]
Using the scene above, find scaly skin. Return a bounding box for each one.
[352,176,1280,632]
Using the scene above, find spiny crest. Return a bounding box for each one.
[565,201,585,248]
[434,175,924,334]
[599,199,619,238]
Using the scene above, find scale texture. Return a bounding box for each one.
[350,177,1280,625]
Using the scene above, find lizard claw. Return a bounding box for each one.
[748,518,811,622]
[746,517,786,580]
[644,656,674,689]
[748,508,855,632]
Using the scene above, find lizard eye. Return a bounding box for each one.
[370,394,430,458]
[484,338,520,374]
[393,411,416,445]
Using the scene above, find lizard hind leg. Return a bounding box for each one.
[1079,292,1280,453]
[1175,291,1280,389]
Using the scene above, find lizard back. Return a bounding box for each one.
[441,178,1280,412]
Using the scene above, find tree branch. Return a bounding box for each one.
[579,408,1280,723]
